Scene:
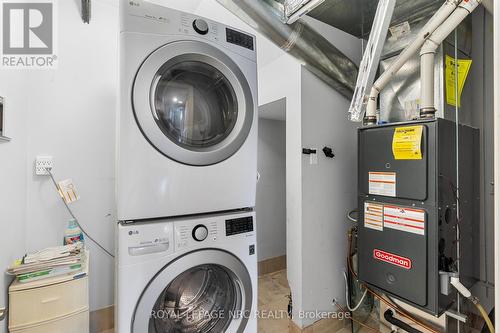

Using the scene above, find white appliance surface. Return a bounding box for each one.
[116,211,258,333]
[117,0,258,221]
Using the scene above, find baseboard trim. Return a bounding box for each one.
[258,255,286,276]
[90,305,114,333]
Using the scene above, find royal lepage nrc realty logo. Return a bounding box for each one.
[1,0,57,68]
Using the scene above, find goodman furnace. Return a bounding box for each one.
[357,118,479,315]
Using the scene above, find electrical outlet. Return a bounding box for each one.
[35,156,53,175]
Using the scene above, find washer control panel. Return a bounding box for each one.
[192,19,209,35]
[175,220,218,251]
[226,28,254,50]
[180,13,219,42]
[120,222,174,259]
[192,224,209,242]
[226,216,254,236]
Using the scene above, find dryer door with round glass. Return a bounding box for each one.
[133,41,254,166]
[132,250,253,333]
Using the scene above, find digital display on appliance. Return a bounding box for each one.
[226,216,254,236]
[226,28,254,50]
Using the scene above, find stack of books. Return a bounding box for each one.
[7,242,86,283]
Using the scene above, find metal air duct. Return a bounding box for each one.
[216,0,359,99]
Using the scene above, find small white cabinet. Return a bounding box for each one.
[8,260,89,333]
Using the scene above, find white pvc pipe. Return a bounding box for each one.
[420,52,436,112]
[419,0,481,115]
[365,0,461,122]
[450,276,473,299]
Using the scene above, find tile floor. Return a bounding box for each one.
[258,270,291,333]
[258,270,353,333]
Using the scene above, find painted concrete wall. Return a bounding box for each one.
[256,118,287,261]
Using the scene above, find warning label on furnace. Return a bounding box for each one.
[392,125,423,160]
[364,202,384,231]
[445,55,472,107]
[383,205,426,236]
[368,172,396,197]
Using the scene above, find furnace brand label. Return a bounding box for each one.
[383,205,426,236]
[373,249,412,270]
[368,172,396,197]
[364,202,383,231]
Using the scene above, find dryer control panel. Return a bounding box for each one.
[121,0,257,62]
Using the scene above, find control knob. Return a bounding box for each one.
[193,19,209,35]
[192,225,209,242]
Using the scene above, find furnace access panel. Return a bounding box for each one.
[357,119,479,315]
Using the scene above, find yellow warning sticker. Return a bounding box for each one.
[392,125,423,160]
[445,55,472,107]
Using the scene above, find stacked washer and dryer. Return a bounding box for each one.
[116,1,259,332]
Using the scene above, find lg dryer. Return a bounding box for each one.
[117,1,258,221]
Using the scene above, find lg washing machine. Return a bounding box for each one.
[116,211,258,333]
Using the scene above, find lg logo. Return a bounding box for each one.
[3,2,53,54]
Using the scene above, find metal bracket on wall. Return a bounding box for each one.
[82,0,91,24]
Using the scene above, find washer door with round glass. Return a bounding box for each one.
[132,250,253,333]
[133,41,254,166]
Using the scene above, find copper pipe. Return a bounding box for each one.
[334,301,381,332]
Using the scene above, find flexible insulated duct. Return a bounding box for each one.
[216,0,359,99]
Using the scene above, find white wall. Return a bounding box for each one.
[26,0,118,310]
[257,51,304,322]
[299,20,362,328]
[0,72,29,333]
[256,118,286,261]
[4,0,118,313]
[300,66,359,324]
